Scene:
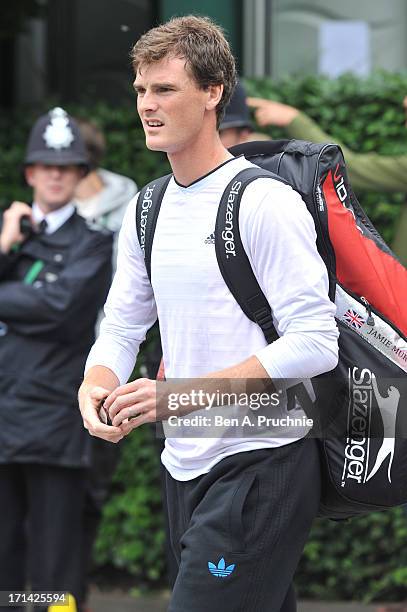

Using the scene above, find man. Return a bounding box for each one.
[147,78,271,591]
[79,16,338,612]
[0,108,113,612]
[248,96,407,267]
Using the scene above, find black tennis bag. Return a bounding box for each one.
[136,139,407,520]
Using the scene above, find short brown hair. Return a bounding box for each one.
[131,15,237,128]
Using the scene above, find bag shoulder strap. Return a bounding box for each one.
[135,173,172,281]
[215,166,319,420]
[215,167,289,344]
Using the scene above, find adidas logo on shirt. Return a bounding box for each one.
[204,232,215,245]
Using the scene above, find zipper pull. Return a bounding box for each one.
[361,296,375,326]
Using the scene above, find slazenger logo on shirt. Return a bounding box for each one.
[222,180,241,259]
[140,185,155,255]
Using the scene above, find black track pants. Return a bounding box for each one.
[166,438,321,612]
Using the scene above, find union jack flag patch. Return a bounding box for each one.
[343,309,365,329]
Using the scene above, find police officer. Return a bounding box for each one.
[0,108,113,612]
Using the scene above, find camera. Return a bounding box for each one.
[19,215,34,237]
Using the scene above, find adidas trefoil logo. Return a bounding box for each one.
[204,232,215,245]
[208,557,236,578]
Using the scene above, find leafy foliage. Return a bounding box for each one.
[297,507,407,602]
[93,425,167,587]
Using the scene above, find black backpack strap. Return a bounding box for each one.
[215,166,320,423]
[136,173,172,281]
[215,167,285,344]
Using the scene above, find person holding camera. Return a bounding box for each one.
[0,108,113,612]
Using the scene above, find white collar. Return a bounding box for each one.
[32,201,75,234]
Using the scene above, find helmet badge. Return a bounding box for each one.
[43,107,74,150]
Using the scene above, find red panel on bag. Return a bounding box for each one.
[322,170,407,337]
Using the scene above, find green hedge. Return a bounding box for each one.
[93,426,167,587]
[1,72,407,602]
[297,507,407,603]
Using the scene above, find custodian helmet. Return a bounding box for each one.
[24,107,89,171]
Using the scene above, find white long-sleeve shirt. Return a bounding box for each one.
[86,156,339,480]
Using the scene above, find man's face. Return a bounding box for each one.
[25,164,83,211]
[134,56,213,154]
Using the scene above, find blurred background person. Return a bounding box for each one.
[219,79,270,148]
[248,96,407,267]
[0,108,113,612]
[219,79,253,147]
[75,118,138,261]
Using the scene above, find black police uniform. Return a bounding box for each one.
[0,210,112,610]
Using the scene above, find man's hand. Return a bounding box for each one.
[78,382,124,443]
[105,378,158,435]
[247,98,299,128]
[0,201,33,254]
[87,357,271,440]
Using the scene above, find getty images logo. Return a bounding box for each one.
[342,367,401,487]
[208,557,236,578]
[139,184,156,255]
[222,180,242,259]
